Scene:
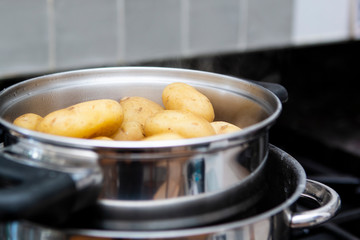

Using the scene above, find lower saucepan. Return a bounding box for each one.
[0,145,341,240]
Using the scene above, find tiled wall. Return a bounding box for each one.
[0,0,357,79]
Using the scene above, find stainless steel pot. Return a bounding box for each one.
[0,67,285,228]
[0,145,341,240]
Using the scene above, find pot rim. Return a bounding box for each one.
[0,67,282,151]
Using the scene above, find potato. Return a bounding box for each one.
[162,82,215,122]
[120,96,164,126]
[36,99,123,138]
[144,110,215,138]
[111,121,145,141]
[211,121,242,135]
[13,113,43,131]
[142,132,184,141]
[92,136,114,141]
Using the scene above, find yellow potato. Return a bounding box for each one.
[211,121,242,135]
[144,110,215,138]
[13,113,43,131]
[120,96,164,126]
[92,136,114,141]
[142,132,184,141]
[162,82,215,122]
[37,99,123,138]
[111,121,145,141]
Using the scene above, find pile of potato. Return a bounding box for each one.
[13,82,241,141]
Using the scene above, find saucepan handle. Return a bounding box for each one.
[290,179,341,228]
[0,153,78,221]
[250,81,288,103]
[0,127,4,144]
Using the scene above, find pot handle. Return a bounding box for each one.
[250,81,288,103]
[0,154,78,221]
[290,179,341,228]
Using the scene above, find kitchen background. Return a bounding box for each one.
[1,0,360,238]
[0,0,358,78]
[1,0,359,158]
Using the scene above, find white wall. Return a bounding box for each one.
[0,0,357,79]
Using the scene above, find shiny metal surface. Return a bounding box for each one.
[69,146,268,230]
[290,179,341,228]
[0,146,341,240]
[0,67,282,228]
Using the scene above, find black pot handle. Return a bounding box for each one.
[0,127,4,144]
[250,81,288,103]
[0,155,78,222]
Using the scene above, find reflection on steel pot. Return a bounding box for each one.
[0,67,284,227]
[0,145,341,240]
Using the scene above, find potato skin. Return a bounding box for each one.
[142,132,184,141]
[92,136,114,141]
[120,96,164,126]
[13,113,43,130]
[211,121,241,135]
[111,121,145,141]
[144,110,215,138]
[36,99,123,138]
[162,82,215,122]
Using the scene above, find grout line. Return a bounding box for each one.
[116,0,126,63]
[47,0,56,71]
[291,0,301,45]
[181,0,190,57]
[238,0,248,50]
[349,0,360,39]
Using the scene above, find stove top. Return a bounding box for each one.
[271,127,360,240]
